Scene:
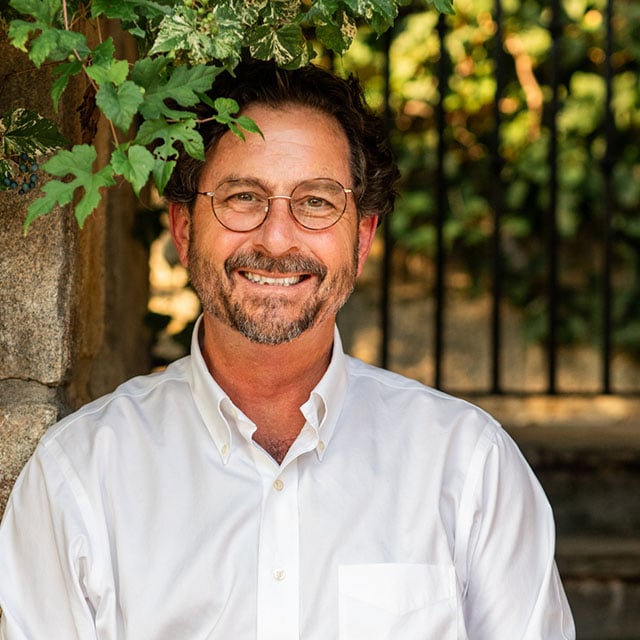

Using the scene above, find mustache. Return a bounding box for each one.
[225,251,327,280]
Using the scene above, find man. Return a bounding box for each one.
[0,61,574,638]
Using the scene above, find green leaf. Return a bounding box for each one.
[95,80,144,133]
[212,97,240,122]
[73,165,116,227]
[110,144,154,195]
[24,179,75,230]
[9,0,61,24]
[152,157,176,195]
[51,59,83,109]
[234,115,263,138]
[135,118,204,161]
[149,4,244,67]
[249,24,308,66]
[303,3,357,54]
[91,0,171,22]
[41,144,96,177]
[11,22,90,67]
[138,64,219,120]
[91,38,116,68]
[7,19,38,52]
[427,0,454,15]
[129,56,168,90]
[315,17,352,54]
[336,0,399,34]
[148,7,199,57]
[209,100,262,141]
[1,108,68,157]
[25,145,116,230]
[370,0,399,33]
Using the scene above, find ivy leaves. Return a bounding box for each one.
[6,0,453,231]
[24,145,116,229]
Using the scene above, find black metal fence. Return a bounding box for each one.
[372,0,639,396]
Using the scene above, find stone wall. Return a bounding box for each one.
[0,27,151,514]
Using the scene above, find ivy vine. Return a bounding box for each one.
[0,0,452,232]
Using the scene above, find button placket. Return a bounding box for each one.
[256,461,300,640]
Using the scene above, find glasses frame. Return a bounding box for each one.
[196,178,354,232]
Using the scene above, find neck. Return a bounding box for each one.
[199,314,335,461]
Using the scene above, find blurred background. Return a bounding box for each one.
[147,0,640,636]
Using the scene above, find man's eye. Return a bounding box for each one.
[222,191,265,210]
[298,195,335,211]
[305,196,328,208]
[231,191,258,202]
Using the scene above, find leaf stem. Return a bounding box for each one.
[60,0,120,147]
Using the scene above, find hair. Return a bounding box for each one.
[163,60,399,220]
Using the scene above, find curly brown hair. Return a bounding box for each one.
[163,60,399,221]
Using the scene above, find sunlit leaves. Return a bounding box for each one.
[24,145,116,229]
[7,0,454,230]
[150,4,244,67]
[111,144,155,195]
[249,24,309,67]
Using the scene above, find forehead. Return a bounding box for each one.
[201,104,352,187]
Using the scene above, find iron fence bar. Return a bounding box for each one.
[601,0,615,393]
[546,0,562,394]
[490,0,506,394]
[434,12,449,389]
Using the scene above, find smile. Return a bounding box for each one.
[242,271,307,286]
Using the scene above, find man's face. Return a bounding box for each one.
[171,103,377,345]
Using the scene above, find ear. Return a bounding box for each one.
[168,202,191,268]
[356,215,379,276]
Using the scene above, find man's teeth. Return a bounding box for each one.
[243,271,304,286]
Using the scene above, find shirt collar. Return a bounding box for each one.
[188,316,349,464]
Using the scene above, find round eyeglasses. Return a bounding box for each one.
[196,178,353,232]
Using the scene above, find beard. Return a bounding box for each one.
[188,242,359,345]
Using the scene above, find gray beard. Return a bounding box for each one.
[188,247,357,345]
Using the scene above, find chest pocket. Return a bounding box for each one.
[338,563,458,640]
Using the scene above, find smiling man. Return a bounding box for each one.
[0,62,574,639]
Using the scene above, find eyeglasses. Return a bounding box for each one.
[196,178,353,232]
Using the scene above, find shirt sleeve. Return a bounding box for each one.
[0,443,100,640]
[454,424,575,640]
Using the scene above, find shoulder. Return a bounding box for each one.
[344,355,500,437]
[41,356,193,449]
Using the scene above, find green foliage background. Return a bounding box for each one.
[340,0,640,355]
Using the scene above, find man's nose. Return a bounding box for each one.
[252,196,300,255]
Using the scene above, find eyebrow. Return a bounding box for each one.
[214,176,267,191]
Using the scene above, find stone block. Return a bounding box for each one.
[0,200,74,385]
[0,381,59,514]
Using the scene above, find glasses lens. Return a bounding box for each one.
[291,179,347,230]
[212,180,268,231]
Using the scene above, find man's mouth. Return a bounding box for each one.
[242,271,307,286]
[226,251,327,286]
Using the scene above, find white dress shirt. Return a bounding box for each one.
[0,320,574,639]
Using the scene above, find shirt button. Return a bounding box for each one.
[274,569,286,581]
[221,444,229,456]
[318,440,326,452]
[273,478,284,491]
